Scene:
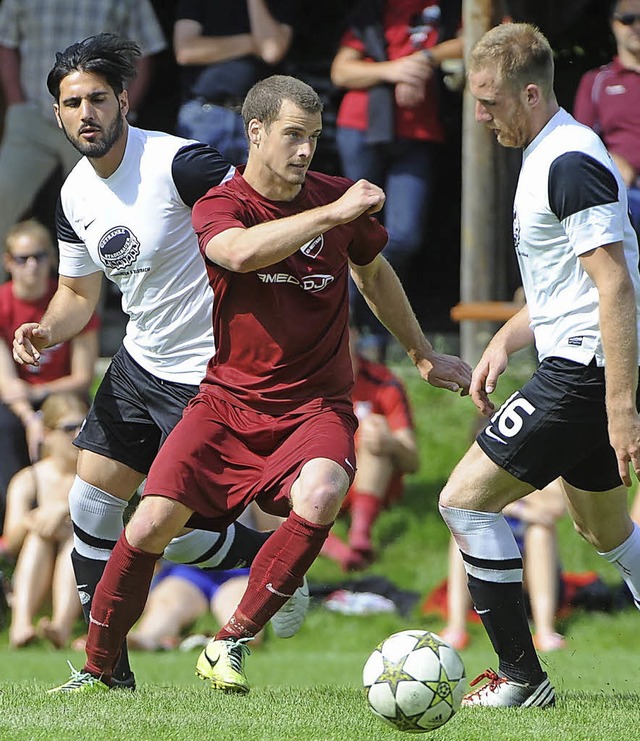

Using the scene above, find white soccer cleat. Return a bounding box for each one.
[270,576,310,638]
[463,668,555,708]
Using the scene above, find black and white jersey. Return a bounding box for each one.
[56,126,233,384]
[514,108,640,366]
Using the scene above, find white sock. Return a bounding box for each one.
[599,523,640,609]
[164,526,233,568]
[68,476,127,560]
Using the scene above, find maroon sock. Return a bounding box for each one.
[321,531,353,568]
[216,511,331,640]
[84,532,161,683]
[348,492,382,551]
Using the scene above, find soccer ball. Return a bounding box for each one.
[363,629,466,733]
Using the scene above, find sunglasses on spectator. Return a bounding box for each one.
[9,252,49,265]
[615,13,640,25]
[56,422,83,434]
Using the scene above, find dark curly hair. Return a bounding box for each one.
[47,33,140,101]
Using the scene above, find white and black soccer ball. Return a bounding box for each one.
[363,629,466,733]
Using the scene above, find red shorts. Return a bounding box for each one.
[144,391,358,529]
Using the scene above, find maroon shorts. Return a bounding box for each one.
[144,391,358,529]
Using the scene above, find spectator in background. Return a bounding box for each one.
[322,323,418,571]
[4,392,87,648]
[0,0,166,278]
[173,0,296,165]
[330,0,463,361]
[574,0,640,235]
[0,220,98,528]
[441,481,566,653]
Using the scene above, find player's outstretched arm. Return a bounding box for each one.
[469,305,533,415]
[351,255,472,394]
[13,272,103,367]
[203,180,385,273]
[581,242,640,486]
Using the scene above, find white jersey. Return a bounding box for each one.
[57,127,232,384]
[514,108,640,366]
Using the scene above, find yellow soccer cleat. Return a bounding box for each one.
[48,661,110,694]
[195,637,252,694]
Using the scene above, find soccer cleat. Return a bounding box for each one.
[110,672,136,691]
[47,661,109,694]
[270,576,310,638]
[195,637,252,693]
[462,668,555,708]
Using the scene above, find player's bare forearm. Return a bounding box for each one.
[206,180,385,272]
[352,256,472,394]
[39,277,101,346]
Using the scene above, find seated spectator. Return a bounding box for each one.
[128,565,258,651]
[321,324,418,571]
[173,0,296,165]
[4,392,88,648]
[0,220,99,526]
[573,0,640,235]
[440,480,567,653]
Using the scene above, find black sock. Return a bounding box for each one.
[71,549,133,682]
[467,574,543,685]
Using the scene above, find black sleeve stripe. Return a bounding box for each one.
[548,151,618,221]
[172,143,233,207]
[55,196,82,244]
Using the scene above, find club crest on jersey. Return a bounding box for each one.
[98,226,141,270]
[300,234,324,258]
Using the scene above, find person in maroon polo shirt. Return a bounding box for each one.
[47,74,471,696]
[574,0,640,235]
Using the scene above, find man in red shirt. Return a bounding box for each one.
[574,0,640,234]
[0,220,98,524]
[49,74,471,695]
[322,324,418,571]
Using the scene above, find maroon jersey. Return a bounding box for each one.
[0,279,100,384]
[192,169,388,414]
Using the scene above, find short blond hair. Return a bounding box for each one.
[5,219,54,256]
[41,392,88,430]
[469,23,555,98]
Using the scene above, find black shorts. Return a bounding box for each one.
[74,346,199,475]
[477,357,640,492]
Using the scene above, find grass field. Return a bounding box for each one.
[1,351,639,740]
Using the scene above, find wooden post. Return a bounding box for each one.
[459,0,501,364]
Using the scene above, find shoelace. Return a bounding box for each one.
[468,668,505,695]
[60,660,97,690]
[226,637,253,673]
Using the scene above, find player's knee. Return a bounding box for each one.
[124,499,178,552]
[293,481,345,522]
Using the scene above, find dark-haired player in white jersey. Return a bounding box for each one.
[438,23,640,709]
[45,73,472,695]
[12,34,302,689]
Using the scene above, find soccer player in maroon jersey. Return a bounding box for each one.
[49,74,471,695]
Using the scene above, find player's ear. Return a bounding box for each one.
[53,103,63,130]
[119,90,129,118]
[248,119,262,148]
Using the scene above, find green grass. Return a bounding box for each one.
[2,352,639,740]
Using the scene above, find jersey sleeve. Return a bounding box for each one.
[55,197,101,278]
[172,143,234,208]
[191,190,246,255]
[347,213,388,265]
[548,151,624,256]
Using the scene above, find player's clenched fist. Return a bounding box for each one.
[333,179,386,224]
[13,323,52,366]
